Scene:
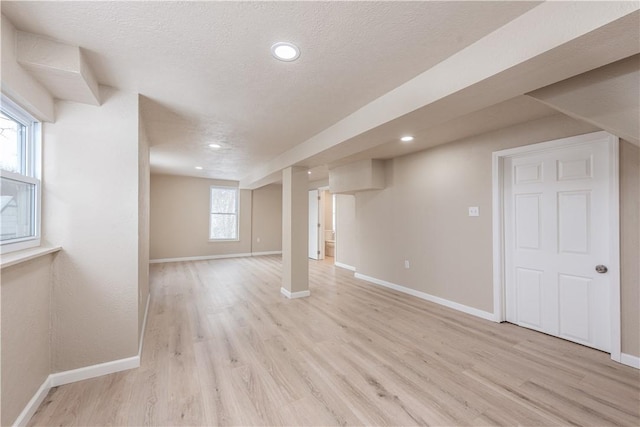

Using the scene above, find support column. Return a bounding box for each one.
[281,166,309,298]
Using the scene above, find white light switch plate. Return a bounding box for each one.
[468,207,479,217]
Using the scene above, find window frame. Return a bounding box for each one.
[209,185,239,242]
[0,94,42,254]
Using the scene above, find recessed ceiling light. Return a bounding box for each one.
[208,143,221,149]
[401,136,414,142]
[271,42,300,62]
[308,170,312,174]
[195,166,203,170]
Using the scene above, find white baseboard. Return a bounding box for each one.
[13,295,152,426]
[334,262,356,271]
[620,353,640,369]
[280,287,311,299]
[354,273,496,322]
[251,251,282,256]
[12,377,51,427]
[139,293,151,357]
[150,251,282,264]
[150,252,252,264]
[49,356,140,387]
[13,354,140,426]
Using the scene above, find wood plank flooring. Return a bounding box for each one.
[29,256,640,426]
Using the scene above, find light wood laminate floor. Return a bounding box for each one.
[29,256,640,426]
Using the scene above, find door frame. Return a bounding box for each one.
[308,189,322,260]
[491,131,621,362]
[318,186,330,260]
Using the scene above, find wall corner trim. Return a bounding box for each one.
[138,293,151,357]
[334,262,356,271]
[14,294,151,426]
[620,353,640,369]
[280,287,311,299]
[49,356,140,387]
[12,377,51,427]
[12,355,140,426]
[354,273,497,322]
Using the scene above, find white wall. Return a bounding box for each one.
[620,140,640,356]
[353,115,599,312]
[1,87,149,424]
[251,184,283,253]
[0,15,54,426]
[2,17,147,424]
[138,102,150,339]
[43,87,141,371]
[1,255,54,426]
[0,15,54,121]
[335,194,357,269]
[323,190,333,232]
[329,159,385,193]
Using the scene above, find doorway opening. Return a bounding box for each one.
[492,131,621,362]
[308,188,335,263]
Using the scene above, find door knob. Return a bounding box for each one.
[595,265,608,274]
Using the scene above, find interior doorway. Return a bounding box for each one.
[492,131,621,361]
[308,189,322,260]
[308,188,335,262]
[323,190,336,261]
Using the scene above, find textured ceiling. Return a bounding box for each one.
[328,96,559,168]
[1,1,541,180]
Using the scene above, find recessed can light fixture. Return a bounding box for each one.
[401,136,414,142]
[195,166,203,170]
[271,42,300,62]
[208,143,221,149]
[308,170,312,174]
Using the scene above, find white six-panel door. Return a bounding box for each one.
[504,137,612,352]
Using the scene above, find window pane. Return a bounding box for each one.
[1,176,35,242]
[0,112,25,174]
[210,214,237,240]
[211,188,237,214]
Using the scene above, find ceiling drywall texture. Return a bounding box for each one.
[239,2,640,188]
[2,2,638,187]
[1,0,541,180]
[328,96,559,169]
[274,96,557,184]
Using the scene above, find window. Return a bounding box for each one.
[209,186,238,240]
[0,95,41,254]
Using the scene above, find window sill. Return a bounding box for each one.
[1,246,62,269]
